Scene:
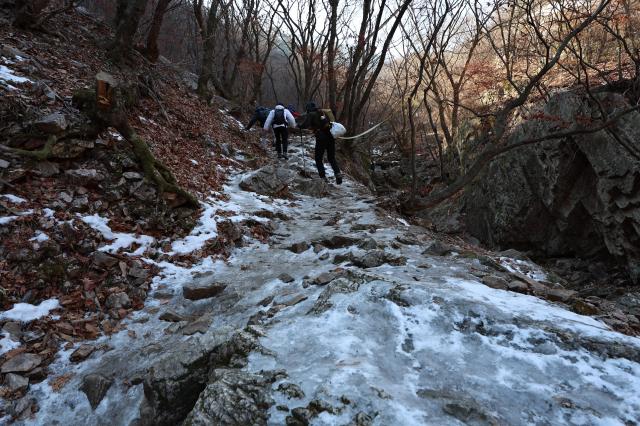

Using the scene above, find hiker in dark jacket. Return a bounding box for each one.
[263,104,297,159]
[287,104,301,119]
[300,102,343,185]
[246,106,270,130]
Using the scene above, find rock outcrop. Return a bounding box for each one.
[139,328,263,426]
[239,164,328,197]
[240,165,296,196]
[463,91,640,282]
[183,369,275,426]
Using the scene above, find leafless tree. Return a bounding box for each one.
[272,0,328,106]
[111,0,149,62]
[143,0,176,62]
[406,0,618,210]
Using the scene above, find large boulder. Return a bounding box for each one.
[239,165,296,196]
[182,369,275,426]
[139,329,259,426]
[292,178,328,197]
[463,91,640,282]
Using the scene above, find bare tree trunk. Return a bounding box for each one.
[327,0,339,113]
[408,97,417,203]
[144,0,173,63]
[197,0,220,99]
[114,0,127,25]
[110,0,149,62]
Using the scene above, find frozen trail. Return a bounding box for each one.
[25,143,640,425]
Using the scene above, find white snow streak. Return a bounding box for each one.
[1,299,60,322]
[1,194,27,204]
[80,214,154,255]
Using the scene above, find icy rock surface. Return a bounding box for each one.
[20,144,640,426]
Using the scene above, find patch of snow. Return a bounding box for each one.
[0,332,20,356]
[138,116,157,126]
[1,209,34,223]
[108,130,124,141]
[0,64,31,88]
[169,203,218,255]
[397,217,410,227]
[30,230,50,242]
[80,214,154,256]
[168,183,285,255]
[43,208,56,218]
[0,299,60,322]
[1,194,27,204]
[190,159,199,165]
[499,257,548,281]
[0,216,19,225]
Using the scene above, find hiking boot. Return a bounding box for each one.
[283,155,288,160]
[335,174,343,185]
[320,175,329,183]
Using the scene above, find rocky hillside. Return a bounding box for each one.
[464,90,640,282]
[0,6,267,415]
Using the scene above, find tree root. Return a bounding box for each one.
[127,130,199,208]
[1,135,56,161]
[72,86,199,210]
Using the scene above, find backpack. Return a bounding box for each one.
[306,110,331,132]
[273,109,286,126]
[257,107,270,123]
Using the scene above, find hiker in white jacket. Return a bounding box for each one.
[263,104,297,159]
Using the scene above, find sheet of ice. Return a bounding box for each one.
[1,194,27,204]
[30,230,50,242]
[80,214,154,255]
[249,276,640,425]
[0,299,60,322]
[444,277,616,336]
[0,332,20,356]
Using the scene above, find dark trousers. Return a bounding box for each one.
[273,127,288,155]
[314,131,341,177]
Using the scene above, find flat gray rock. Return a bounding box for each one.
[1,353,42,374]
